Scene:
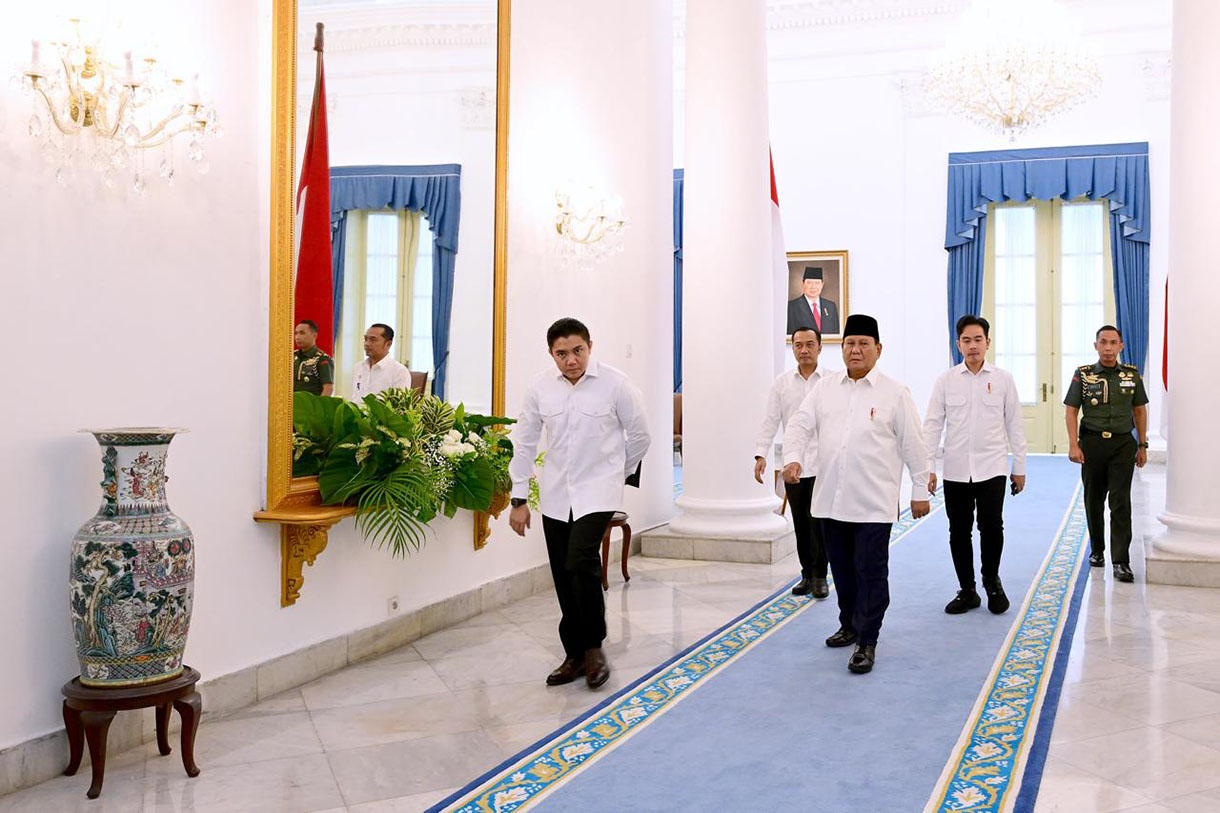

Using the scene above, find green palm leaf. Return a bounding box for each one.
[354,464,437,558]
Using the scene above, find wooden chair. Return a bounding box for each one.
[600,512,632,590]
[673,393,682,463]
[410,370,429,397]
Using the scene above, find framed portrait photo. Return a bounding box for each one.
[785,250,849,343]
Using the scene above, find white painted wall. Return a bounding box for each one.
[676,0,1171,437]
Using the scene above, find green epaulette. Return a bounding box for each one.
[1078,364,1093,372]
[1121,363,1139,372]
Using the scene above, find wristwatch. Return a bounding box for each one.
[510,498,528,508]
[1137,441,1149,449]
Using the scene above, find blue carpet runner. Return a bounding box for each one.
[436,456,1085,813]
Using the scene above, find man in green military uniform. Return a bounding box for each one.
[293,319,334,396]
[1064,325,1148,583]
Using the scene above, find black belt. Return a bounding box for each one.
[1079,427,1130,439]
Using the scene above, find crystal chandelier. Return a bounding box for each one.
[924,0,1101,140]
[554,186,628,270]
[15,19,221,190]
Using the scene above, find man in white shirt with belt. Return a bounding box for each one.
[351,323,412,400]
[509,318,651,690]
[753,327,830,598]
[924,315,1027,616]
[782,314,930,675]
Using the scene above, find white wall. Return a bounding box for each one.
[677,0,1171,435]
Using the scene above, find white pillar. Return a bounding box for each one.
[667,0,788,540]
[1147,0,1220,586]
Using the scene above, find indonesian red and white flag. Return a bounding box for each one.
[1161,277,1169,440]
[770,149,788,373]
[295,26,334,354]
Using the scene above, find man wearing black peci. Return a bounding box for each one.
[786,266,840,336]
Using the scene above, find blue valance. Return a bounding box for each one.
[673,169,684,393]
[944,143,1150,371]
[329,164,461,399]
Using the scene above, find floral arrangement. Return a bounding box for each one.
[292,388,515,557]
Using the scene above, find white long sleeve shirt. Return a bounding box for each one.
[922,361,1027,483]
[351,355,412,400]
[509,360,652,521]
[782,367,931,523]
[754,367,829,475]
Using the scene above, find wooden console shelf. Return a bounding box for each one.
[253,505,357,607]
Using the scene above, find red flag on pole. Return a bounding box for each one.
[770,149,788,374]
[295,22,334,354]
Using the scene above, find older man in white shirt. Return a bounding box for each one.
[509,317,651,690]
[753,327,831,598]
[351,323,412,400]
[924,315,1027,616]
[782,314,930,675]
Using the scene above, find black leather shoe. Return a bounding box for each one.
[1113,564,1134,583]
[848,643,876,674]
[825,627,857,648]
[545,656,585,686]
[1089,553,1105,567]
[811,577,830,599]
[944,588,981,615]
[791,577,813,596]
[584,648,610,689]
[982,578,1010,614]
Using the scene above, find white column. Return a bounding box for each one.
[668,0,788,539]
[1148,0,1220,586]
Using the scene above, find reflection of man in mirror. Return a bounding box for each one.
[293,320,334,397]
[351,323,412,400]
[787,266,840,336]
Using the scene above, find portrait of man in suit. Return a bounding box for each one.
[787,266,840,336]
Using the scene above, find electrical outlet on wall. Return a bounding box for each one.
[387,596,400,615]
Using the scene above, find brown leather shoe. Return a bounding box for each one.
[584,647,610,689]
[545,657,585,686]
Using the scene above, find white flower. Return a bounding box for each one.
[971,741,1003,759]
[560,743,593,761]
[492,787,529,811]
[951,786,987,807]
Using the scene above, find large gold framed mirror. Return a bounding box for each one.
[262,0,509,521]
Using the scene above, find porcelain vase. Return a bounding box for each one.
[69,428,194,687]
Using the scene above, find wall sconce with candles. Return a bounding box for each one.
[15,18,221,190]
[554,185,627,270]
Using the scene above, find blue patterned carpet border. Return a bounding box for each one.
[928,483,1087,813]
[432,497,943,813]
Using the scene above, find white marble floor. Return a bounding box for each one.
[4,463,1219,812]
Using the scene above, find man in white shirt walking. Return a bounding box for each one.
[782,314,930,675]
[753,327,830,598]
[508,318,651,690]
[351,323,412,400]
[924,315,1027,615]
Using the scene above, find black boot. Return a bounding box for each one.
[848,643,876,674]
[982,577,1010,614]
[944,588,981,615]
[791,577,814,596]
[811,577,829,599]
[825,627,857,648]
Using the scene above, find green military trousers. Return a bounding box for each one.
[1078,431,1137,565]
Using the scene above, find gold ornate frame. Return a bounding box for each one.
[256,0,511,602]
[784,249,849,345]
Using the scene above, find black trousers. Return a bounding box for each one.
[1079,432,1137,565]
[543,511,615,659]
[943,476,1007,590]
[785,477,828,578]
[822,519,892,645]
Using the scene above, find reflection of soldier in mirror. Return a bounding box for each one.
[293,320,334,396]
[352,323,412,400]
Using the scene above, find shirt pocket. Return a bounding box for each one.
[981,391,1003,410]
[946,394,968,414]
[539,398,567,419]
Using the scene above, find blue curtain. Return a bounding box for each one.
[673,169,684,393]
[330,164,462,399]
[944,143,1151,371]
